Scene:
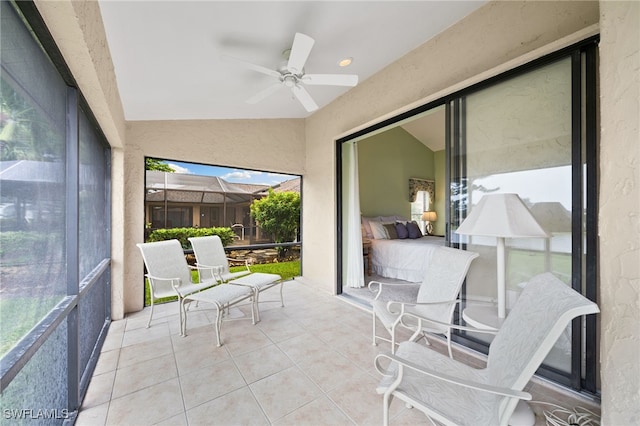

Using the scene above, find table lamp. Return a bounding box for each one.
[421,211,437,235]
[455,193,549,319]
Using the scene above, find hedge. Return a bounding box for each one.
[146,227,236,248]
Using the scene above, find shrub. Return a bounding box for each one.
[146,227,235,248]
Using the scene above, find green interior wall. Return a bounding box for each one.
[358,127,435,219]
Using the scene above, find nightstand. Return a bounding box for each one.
[362,239,372,276]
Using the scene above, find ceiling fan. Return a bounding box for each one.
[225,32,359,112]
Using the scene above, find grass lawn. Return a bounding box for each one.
[144,259,301,306]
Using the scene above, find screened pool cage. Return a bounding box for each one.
[145,170,274,244]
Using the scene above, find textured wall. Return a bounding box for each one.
[357,127,435,219]
[598,1,640,423]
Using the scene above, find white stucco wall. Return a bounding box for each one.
[599,1,640,423]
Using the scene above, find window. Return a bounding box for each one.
[1,1,111,419]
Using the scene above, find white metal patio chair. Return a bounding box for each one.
[189,235,283,321]
[137,239,219,329]
[188,235,251,283]
[374,272,600,426]
[370,246,479,357]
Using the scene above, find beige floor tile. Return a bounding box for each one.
[296,349,366,393]
[117,335,173,369]
[106,378,184,426]
[156,411,188,426]
[112,352,177,398]
[257,317,306,343]
[75,401,109,426]
[187,387,269,426]
[93,348,120,375]
[101,330,124,353]
[233,344,294,384]
[326,371,388,425]
[179,359,246,410]
[121,321,171,347]
[81,370,115,410]
[276,333,331,363]
[273,396,355,426]
[221,323,273,356]
[250,366,322,422]
[174,339,229,376]
[170,323,218,353]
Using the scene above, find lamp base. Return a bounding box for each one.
[426,222,433,235]
[509,400,535,426]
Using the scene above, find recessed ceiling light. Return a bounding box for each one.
[338,57,353,67]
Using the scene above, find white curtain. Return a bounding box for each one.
[344,142,364,288]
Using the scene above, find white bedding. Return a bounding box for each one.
[370,236,445,282]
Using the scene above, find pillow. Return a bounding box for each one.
[395,222,409,239]
[361,216,378,239]
[370,221,389,239]
[406,221,423,239]
[380,215,404,223]
[383,223,398,239]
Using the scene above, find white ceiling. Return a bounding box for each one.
[98,1,485,122]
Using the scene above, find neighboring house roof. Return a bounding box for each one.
[268,178,300,193]
[145,170,299,204]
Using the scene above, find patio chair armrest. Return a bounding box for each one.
[192,262,222,272]
[369,280,420,301]
[400,309,500,334]
[145,273,182,291]
[227,257,251,271]
[375,352,531,400]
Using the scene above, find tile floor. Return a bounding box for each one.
[76,278,599,425]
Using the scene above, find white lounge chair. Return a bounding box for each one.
[137,239,219,329]
[370,246,479,357]
[188,235,251,283]
[375,272,599,426]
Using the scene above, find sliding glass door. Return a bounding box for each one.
[449,45,598,391]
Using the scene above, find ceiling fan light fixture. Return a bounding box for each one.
[338,57,353,67]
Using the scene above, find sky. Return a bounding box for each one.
[166,161,298,186]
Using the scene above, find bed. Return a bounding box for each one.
[361,215,445,282]
[370,236,445,282]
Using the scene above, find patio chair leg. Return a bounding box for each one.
[255,290,261,323]
[146,298,154,329]
[279,282,284,307]
[372,313,378,346]
[215,304,223,347]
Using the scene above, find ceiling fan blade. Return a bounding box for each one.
[246,83,283,104]
[287,33,315,74]
[302,74,359,87]
[222,54,281,79]
[291,85,318,112]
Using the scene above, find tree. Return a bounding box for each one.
[250,189,300,257]
[145,158,175,172]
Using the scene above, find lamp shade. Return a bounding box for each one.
[421,211,437,222]
[456,193,549,238]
